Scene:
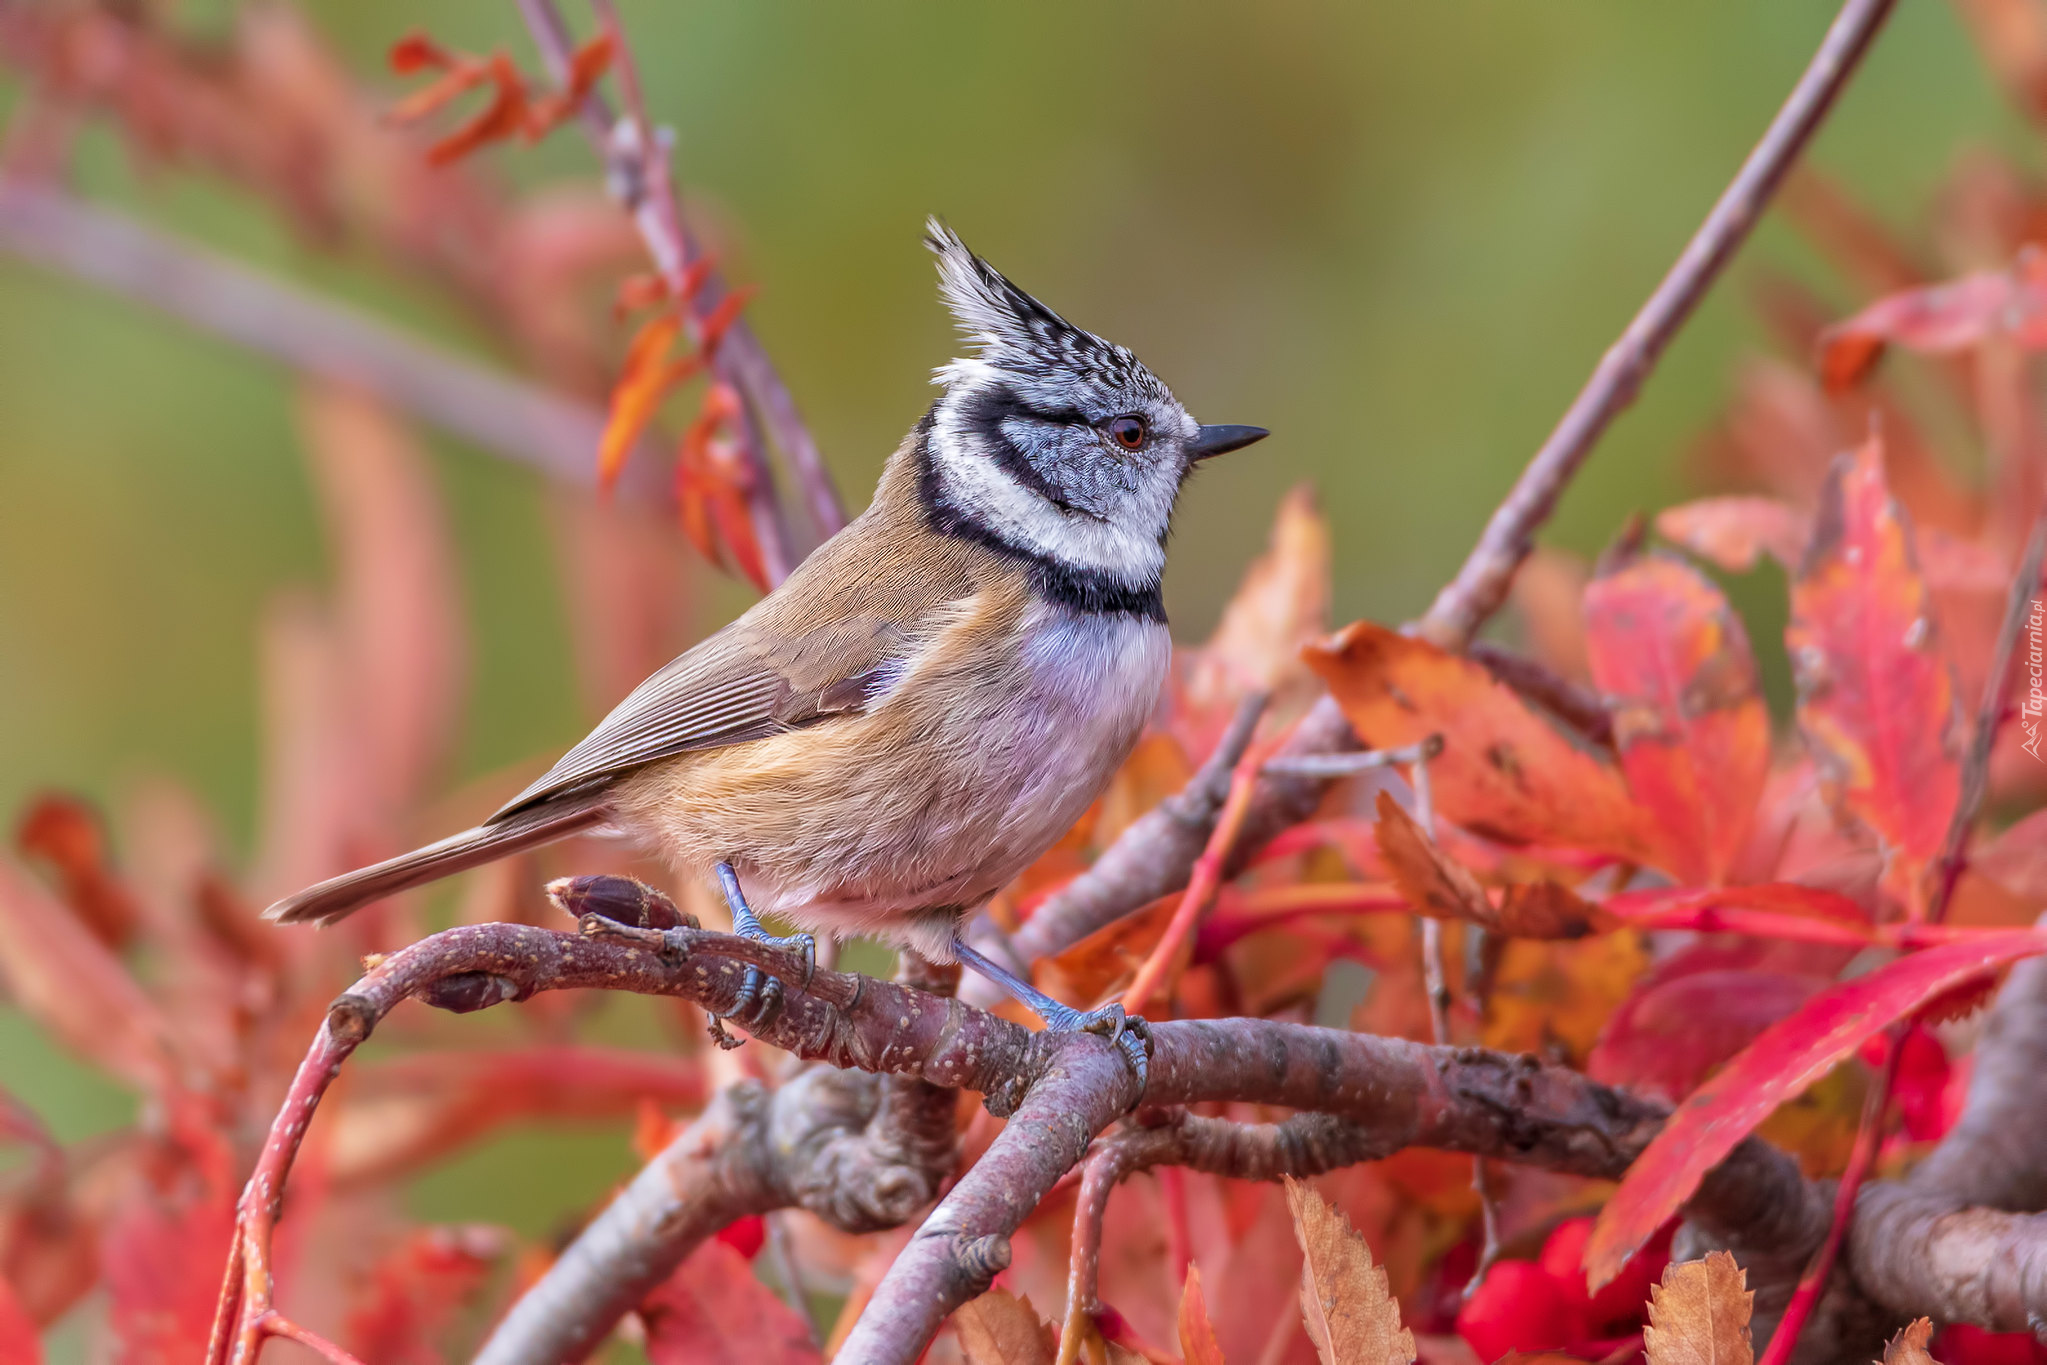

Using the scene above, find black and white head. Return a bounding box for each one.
[918,219,1267,607]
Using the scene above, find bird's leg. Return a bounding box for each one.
[951,937,1150,1088]
[713,862,817,1028]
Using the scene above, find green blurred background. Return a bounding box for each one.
[0,0,2026,1323]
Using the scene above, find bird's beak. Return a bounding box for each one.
[1189,424,1270,460]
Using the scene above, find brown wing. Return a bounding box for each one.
[488,614,917,822]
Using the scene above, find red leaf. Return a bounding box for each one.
[15,793,140,948]
[639,1239,821,1365]
[1786,440,1962,888]
[598,313,686,490]
[345,1226,507,1365]
[1584,553,1769,885]
[1585,929,2047,1284]
[1589,969,1828,1101]
[1539,1218,1675,1332]
[1655,498,1810,575]
[1304,621,1658,860]
[695,286,757,356]
[104,1131,236,1365]
[1178,1265,1226,1365]
[0,1275,39,1365]
[0,857,180,1097]
[527,32,615,133]
[1603,883,1875,946]
[1457,1260,1592,1363]
[388,32,457,74]
[1818,252,2047,390]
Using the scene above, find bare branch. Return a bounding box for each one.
[0,181,666,500]
[1416,0,1899,650]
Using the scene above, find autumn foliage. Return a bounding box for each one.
[10,3,2047,1365]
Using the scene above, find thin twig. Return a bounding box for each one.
[1753,1034,1902,1365]
[0,180,666,501]
[1119,737,1269,1014]
[1260,734,1442,779]
[1928,504,2047,923]
[1416,0,1900,650]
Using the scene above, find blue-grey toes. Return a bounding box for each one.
[1042,1001,1151,1091]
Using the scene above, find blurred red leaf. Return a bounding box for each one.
[388,32,459,74]
[1305,622,1657,861]
[1603,883,1873,944]
[0,857,180,1096]
[104,1131,235,1365]
[345,1225,508,1365]
[1589,969,1828,1102]
[1586,929,2047,1285]
[677,383,769,592]
[299,384,468,827]
[1457,1260,1591,1363]
[329,1046,707,1186]
[1655,498,1810,574]
[1584,553,1769,885]
[526,32,614,133]
[639,1239,820,1365]
[598,313,688,490]
[1787,441,1962,888]
[1178,1265,1226,1365]
[0,1274,39,1365]
[1539,1217,1675,1333]
[1819,251,2047,390]
[15,794,141,948]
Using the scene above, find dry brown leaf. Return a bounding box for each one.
[1372,792,1497,932]
[955,1289,1056,1365]
[1642,1252,1753,1365]
[1179,1264,1227,1365]
[1283,1175,1415,1365]
[1882,1318,1940,1365]
[1495,881,1615,940]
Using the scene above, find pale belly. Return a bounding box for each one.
[614,606,1171,960]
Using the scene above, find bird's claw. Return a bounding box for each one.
[1049,1002,1151,1091]
[707,928,815,1040]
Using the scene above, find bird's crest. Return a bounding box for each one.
[924,217,1139,391]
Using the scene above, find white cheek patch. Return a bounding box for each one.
[928,403,1168,586]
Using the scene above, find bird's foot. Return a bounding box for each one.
[716,926,818,1030]
[1036,998,1152,1090]
[951,936,1152,1091]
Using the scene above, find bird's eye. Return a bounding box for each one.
[1106,415,1148,451]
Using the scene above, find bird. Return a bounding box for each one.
[267,219,1268,1070]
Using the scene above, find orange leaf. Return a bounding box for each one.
[599,313,685,489]
[1786,440,1962,885]
[696,285,758,355]
[1182,485,1333,724]
[1373,791,1495,928]
[425,54,532,165]
[1584,553,1769,885]
[954,1289,1057,1365]
[388,32,457,73]
[1883,1319,1941,1365]
[1818,253,2047,391]
[1178,1266,1227,1365]
[1305,621,1656,860]
[1586,929,2047,1284]
[1640,1253,1752,1365]
[640,1239,822,1365]
[1284,1175,1415,1365]
[1656,497,1810,575]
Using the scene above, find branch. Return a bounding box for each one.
[472,956,961,1365]
[1468,640,1616,747]
[1415,0,1899,650]
[0,180,666,501]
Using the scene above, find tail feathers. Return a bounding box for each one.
[264,795,610,927]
